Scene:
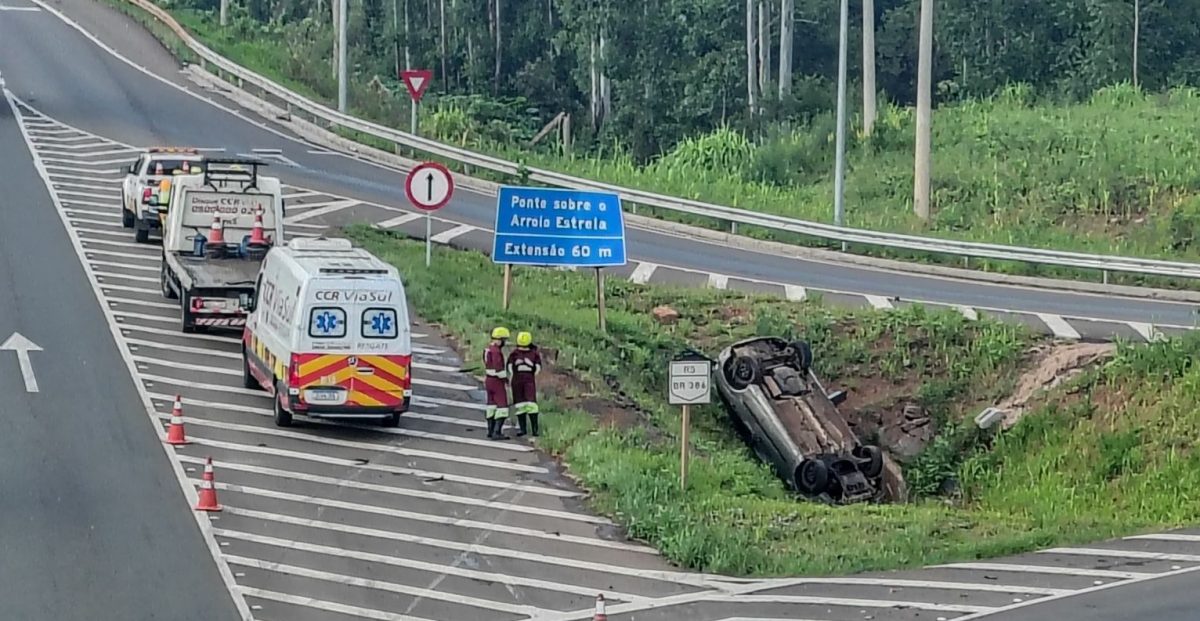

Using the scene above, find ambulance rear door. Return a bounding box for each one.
[297,276,412,410]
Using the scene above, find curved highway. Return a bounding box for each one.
[0,0,1197,347]
[2,1,1200,620]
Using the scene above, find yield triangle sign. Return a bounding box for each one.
[400,69,433,103]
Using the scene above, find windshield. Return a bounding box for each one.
[147,158,204,176]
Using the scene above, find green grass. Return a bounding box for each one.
[347,224,1200,576]
[119,2,1200,289]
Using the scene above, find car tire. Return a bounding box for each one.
[242,347,259,390]
[796,458,830,495]
[180,291,194,333]
[135,222,150,243]
[273,384,293,427]
[726,355,762,390]
[160,261,178,300]
[121,206,135,228]
[788,340,814,373]
[855,445,884,478]
[383,411,401,427]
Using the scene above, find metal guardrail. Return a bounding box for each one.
[129,0,1200,282]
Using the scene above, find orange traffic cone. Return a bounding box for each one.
[195,456,223,512]
[248,206,267,246]
[593,594,607,621]
[207,216,225,246]
[165,395,189,445]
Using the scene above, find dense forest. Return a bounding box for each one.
[173,0,1200,159]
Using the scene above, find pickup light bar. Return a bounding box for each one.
[318,267,390,275]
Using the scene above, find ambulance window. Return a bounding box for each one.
[308,307,346,338]
[361,308,398,339]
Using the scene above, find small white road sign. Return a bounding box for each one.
[669,358,711,405]
[405,162,455,211]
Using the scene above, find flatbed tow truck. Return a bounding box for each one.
[158,158,285,333]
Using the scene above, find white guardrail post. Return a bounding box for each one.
[126,0,1200,282]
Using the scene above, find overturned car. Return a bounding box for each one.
[715,336,884,504]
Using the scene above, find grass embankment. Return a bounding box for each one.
[349,224,1200,576]
[119,3,1200,288]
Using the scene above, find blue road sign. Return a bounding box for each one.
[492,186,627,267]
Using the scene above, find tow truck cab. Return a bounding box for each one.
[121,147,205,243]
[241,237,413,428]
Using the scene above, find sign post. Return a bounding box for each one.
[404,162,455,267]
[668,351,712,491]
[400,69,433,136]
[491,187,626,330]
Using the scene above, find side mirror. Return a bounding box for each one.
[240,293,256,312]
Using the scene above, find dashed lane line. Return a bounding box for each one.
[430,223,475,244]
[378,212,423,228]
[194,439,578,498]
[205,481,648,552]
[155,411,544,472]
[174,454,605,525]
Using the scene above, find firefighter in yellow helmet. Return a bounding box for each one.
[507,331,542,437]
[483,327,511,440]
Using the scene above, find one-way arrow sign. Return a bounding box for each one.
[1,332,41,393]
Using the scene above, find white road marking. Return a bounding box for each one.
[1036,313,1082,340]
[4,90,255,621]
[933,562,1150,579]
[118,324,240,344]
[697,594,991,614]
[1127,533,1200,543]
[92,270,159,283]
[107,298,178,311]
[55,189,120,202]
[629,262,657,284]
[783,284,807,301]
[38,147,137,158]
[79,228,137,240]
[195,439,572,498]
[175,455,596,524]
[746,576,1070,596]
[865,294,895,309]
[156,411,542,468]
[240,587,441,621]
[90,260,157,273]
[1128,321,1164,342]
[38,141,117,151]
[281,190,320,200]
[0,332,41,393]
[69,216,123,228]
[0,4,43,9]
[377,212,423,228]
[413,394,486,412]
[225,555,542,616]
[430,223,474,244]
[955,305,979,320]
[250,148,281,154]
[282,199,358,223]
[1041,547,1200,563]
[222,534,644,601]
[54,181,119,193]
[26,127,84,135]
[149,391,483,430]
[707,273,729,289]
[40,156,131,167]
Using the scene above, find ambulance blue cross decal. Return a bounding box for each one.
[364,309,396,337]
[315,311,339,334]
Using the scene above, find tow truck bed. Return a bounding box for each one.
[171,254,261,289]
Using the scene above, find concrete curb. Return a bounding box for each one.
[182,66,1200,305]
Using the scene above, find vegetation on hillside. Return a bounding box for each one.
[117,0,1200,288]
[348,225,1200,576]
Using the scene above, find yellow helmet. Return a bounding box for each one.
[491,327,510,340]
[516,331,532,347]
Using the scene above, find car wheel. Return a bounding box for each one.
[242,347,259,390]
[273,384,293,427]
[135,222,150,243]
[121,206,135,228]
[796,459,830,495]
[180,292,194,333]
[787,340,814,372]
[160,261,178,300]
[855,445,884,478]
[727,355,762,390]
[382,411,401,427]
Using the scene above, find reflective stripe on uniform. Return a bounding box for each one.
[487,407,509,420]
[513,402,540,415]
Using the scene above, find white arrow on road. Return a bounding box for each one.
[1,332,42,393]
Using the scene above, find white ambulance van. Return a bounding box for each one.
[241,237,413,427]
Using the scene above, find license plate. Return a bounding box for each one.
[304,388,346,405]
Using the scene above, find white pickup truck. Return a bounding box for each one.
[120,147,206,243]
[158,158,285,333]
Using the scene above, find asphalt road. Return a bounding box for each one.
[0,78,239,620]
[0,0,1198,340]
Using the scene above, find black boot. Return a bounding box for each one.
[493,418,509,440]
[530,412,540,437]
[516,413,528,437]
